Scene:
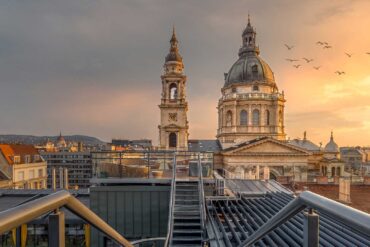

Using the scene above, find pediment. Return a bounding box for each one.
[223,138,310,155]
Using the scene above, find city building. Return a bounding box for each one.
[0,144,47,189]
[41,151,92,189]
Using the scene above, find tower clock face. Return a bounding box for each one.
[169,113,177,122]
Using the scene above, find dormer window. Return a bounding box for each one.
[24,155,31,163]
[33,154,40,162]
[253,85,259,91]
[232,87,237,93]
[13,156,20,164]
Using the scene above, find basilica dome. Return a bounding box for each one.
[225,54,275,87]
[324,132,339,153]
[224,17,275,87]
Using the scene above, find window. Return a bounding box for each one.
[252,109,260,126]
[232,87,237,93]
[33,155,40,162]
[253,85,259,91]
[18,171,24,181]
[169,133,177,148]
[266,110,270,125]
[169,83,178,100]
[38,169,43,178]
[24,155,31,163]
[29,170,34,179]
[226,111,233,127]
[252,65,258,78]
[240,110,248,126]
[13,156,21,164]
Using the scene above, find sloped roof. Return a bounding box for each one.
[288,138,321,152]
[188,139,221,152]
[207,192,370,246]
[0,144,39,164]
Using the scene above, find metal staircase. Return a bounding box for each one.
[171,181,203,246]
[165,155,206,247]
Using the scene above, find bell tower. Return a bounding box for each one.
[158,27,189,150]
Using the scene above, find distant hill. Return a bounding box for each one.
[0,134,106,146]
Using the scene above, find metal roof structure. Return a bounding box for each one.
[225,179,292,195]
[188,140,222,152]
[207,192,370,247]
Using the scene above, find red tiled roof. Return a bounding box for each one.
[0,144,39,165]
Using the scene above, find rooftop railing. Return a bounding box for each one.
[0,190,133,247]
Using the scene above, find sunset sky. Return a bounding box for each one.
[0,0,370,146]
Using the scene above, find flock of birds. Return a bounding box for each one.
[284,42,370,76]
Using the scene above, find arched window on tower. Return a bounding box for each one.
[248,36,252,45]
[266,110,270,125]
[169,83,178,100]
[169,132,177,148]
[240,110,248,126]
[226,110,233,127]
[252,109,260,126]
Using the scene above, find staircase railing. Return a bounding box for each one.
[0,190,133,247]
[164,155,177,247]
[198,154,207,241]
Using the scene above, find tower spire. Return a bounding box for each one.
[165,26,182,63]
[170,25,177,44]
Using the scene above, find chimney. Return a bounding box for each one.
[52,168,56,191]
[339,177,351,203]
[64,168,69,190]
[59,167,64,189]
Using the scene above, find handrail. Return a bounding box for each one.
[131,237,166,246]
[0,190,133,247]
[238,191,370,247]
[164,154,177,247]
[198,154,207,240]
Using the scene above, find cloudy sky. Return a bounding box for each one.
[0,0,370,146]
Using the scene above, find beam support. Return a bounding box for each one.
[48,211,65,247]
[303,209,319,247]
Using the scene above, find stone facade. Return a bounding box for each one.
[221,137,309,181]
[217,16,286,149]
[158,28,189,150]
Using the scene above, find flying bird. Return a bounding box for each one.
[284,44,294,50]
[366,52,370,55]
[293,64,301,68]
[323,45,332,49]
[302,58,314,63]
[313,66,321,70]
[316,41,324,45]
[286,58,299,62]
[345,52,353,58]
[323,42,329,45]
[335,71,345,75]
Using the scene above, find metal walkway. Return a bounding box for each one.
[165,155,207,247]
